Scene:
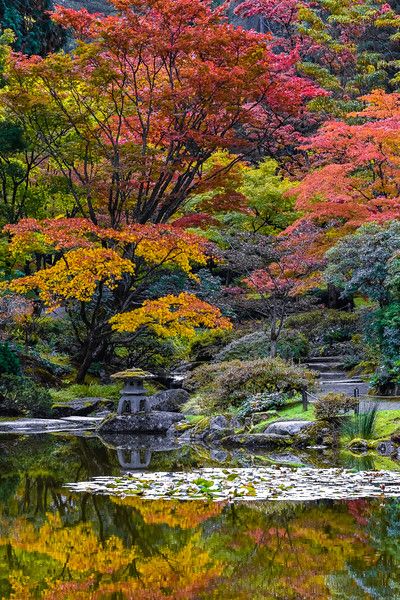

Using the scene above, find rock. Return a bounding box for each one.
[98,411,183,434]
[376,440,397,456]
[98,433,180,452]
[391,430,400,444]
[347,439,369,452]
[0,416,101,434]
[230,417,242,429]
[53,397,114,417]
[209,415,228,430]
[147,389,189,412]
[264,420,314,436]
[210,450,228,462]
[178,430,193,443]
[222,433,290,448]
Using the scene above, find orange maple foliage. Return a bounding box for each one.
[290,90,400,244]
[7,248,134,309]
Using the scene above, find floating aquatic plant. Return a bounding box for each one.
[66,467,400,503]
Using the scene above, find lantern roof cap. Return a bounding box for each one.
[111,368,155,380]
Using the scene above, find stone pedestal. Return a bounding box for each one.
[110,369,155,416]
[117,448,152,469]
[118,380,148,415]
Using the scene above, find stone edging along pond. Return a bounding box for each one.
[66,467,400,502]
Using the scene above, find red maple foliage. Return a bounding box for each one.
[2,0,325,227]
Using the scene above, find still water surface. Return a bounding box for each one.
[0,433,400,599]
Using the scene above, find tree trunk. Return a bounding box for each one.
[270,300,278,358]
[76,351,94,384]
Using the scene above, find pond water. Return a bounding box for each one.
[1,433,400,599]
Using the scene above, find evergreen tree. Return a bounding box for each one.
[0,0,65,56]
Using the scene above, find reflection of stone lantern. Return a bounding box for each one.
[111,369,155,415]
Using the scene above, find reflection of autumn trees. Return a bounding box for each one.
[111,497,224,530]
[202,501,372,599]
[1,436,400,599]
[1,494,397,600]
[0,506,224,599]
[329,499,400,600]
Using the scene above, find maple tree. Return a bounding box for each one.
[1,217,231,381]
[0,0,324,227]
[234,0,398,104]
[173,153,298,236]
[287,89,400,249]
[219,225,322,356]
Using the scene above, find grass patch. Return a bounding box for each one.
[250,402,315,433]
[374,410,400,439]
[50,382,121,404]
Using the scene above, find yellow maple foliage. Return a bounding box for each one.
[5,248,134,310]
[110,292,232,338]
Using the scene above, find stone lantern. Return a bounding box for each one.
[111,368,155,415]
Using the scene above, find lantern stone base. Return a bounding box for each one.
[98,411,183,434]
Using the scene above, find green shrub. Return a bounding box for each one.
[370,361,400,395]
[215,329,309,363]
[342,404,378,440]
[276,330,309,361]
[314,392,358,423]
[189,328,234,362]
[0,374,52,417]
[285,310,359,346]
[185,357,314,411]
[215,331,270,362]
[237,391,291,418]
[0,342,20,375]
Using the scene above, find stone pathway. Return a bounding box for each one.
[306,356,369,396]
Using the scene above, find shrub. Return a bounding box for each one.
[370,361,400,395]
[0,342,20,375]
[185,357,314,411]
[0,374,53,417]
[237,391,291,418]
[276,330,309,361]
[214,331,270,362]
[189,328,234,362]
[285,310,359,346]
[314,392,358,423]
[342,404,378,440]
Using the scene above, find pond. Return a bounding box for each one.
[1,433,400,599]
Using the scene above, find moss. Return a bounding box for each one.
[110,368,154,379]
[175,422,193,432]
[346,438,371,450]
[50,382,121,403]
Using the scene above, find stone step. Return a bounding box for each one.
[320,378,364,385]
[307,356,347,364]
[319,382,369,394]
[306,362,343,371]
[317,372,348,380]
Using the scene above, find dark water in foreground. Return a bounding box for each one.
[1,434,400,599]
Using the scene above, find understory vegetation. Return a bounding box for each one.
[0,0,398,434]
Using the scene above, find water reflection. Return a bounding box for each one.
[99,434,181,471]
[0,434,399,598]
